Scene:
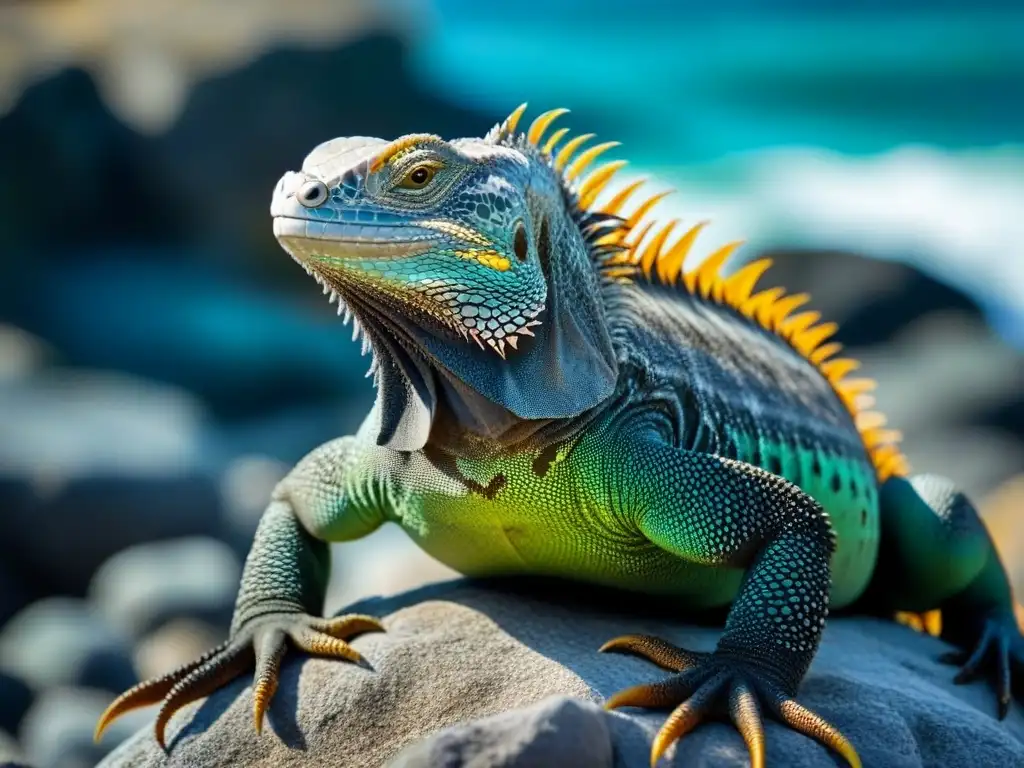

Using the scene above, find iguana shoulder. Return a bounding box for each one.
[490,103,910,483]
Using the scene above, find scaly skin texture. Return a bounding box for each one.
[96,106,1024,766]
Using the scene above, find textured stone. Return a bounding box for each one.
[97,579,1024,767]
[390,697,613,768]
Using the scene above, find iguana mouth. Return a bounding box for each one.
[275,233,435,264]
[273,218,438,261]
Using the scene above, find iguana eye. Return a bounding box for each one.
[297,180,329,208]
[398,164,438,190]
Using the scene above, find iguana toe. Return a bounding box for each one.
[94,640,251,748]
[941,612,1023,720]
[95,612,383,748]
[599,633,707,672]
[602,637,861,768]
[94,642,219,745]
[250,615,380,733]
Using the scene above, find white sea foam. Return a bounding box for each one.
[611,146,1024,346]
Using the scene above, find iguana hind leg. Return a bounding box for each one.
[872,473,1024,718]
[600,438,860,767]
[95,436,387,747]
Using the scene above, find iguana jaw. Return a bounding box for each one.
[273,219,438,263]
[272,219,446,326]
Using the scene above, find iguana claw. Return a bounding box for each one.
[939,612,1024,720]
[94,612,383,748]
[601,636,861,768]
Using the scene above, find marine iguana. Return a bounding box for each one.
[96,105,1023,767]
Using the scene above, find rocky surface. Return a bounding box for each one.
[0,598,135,695]
[98,579,1024,768]
[0,728,29,768]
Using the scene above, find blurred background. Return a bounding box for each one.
[0,1,1022,766]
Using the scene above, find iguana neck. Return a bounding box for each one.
[368,188,619,455]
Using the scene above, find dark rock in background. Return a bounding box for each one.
[0,69,187,258]
[20,687,149,768]
[158,33,496,283]
[0,598,135,695]
[761,248,984,349]
[0,474,226,600]
[759,248,1024,498]
[89,538,241,641]
[0,558,31,632]
[0,672,32,739]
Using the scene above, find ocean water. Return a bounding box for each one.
[401,0,1024,342]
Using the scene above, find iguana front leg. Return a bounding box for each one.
[599,434,860,768]
[94,436,388,747]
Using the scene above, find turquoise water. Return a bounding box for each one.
[410,4,1024,163]
[400,1,1024,340]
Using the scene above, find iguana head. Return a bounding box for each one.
[271,106,628,450]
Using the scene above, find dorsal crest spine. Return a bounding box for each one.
[494,103,910,482]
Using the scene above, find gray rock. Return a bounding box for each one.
[0,471,226,600]
[0,559,31,649]
[89,537,241,640]
[0,598,135,695]
[0,670,33,736]
[97,579,1024,768]
[20,687,148,768]
[0,369,204,479]
[0,728,30,768]
[390,696,613,768]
